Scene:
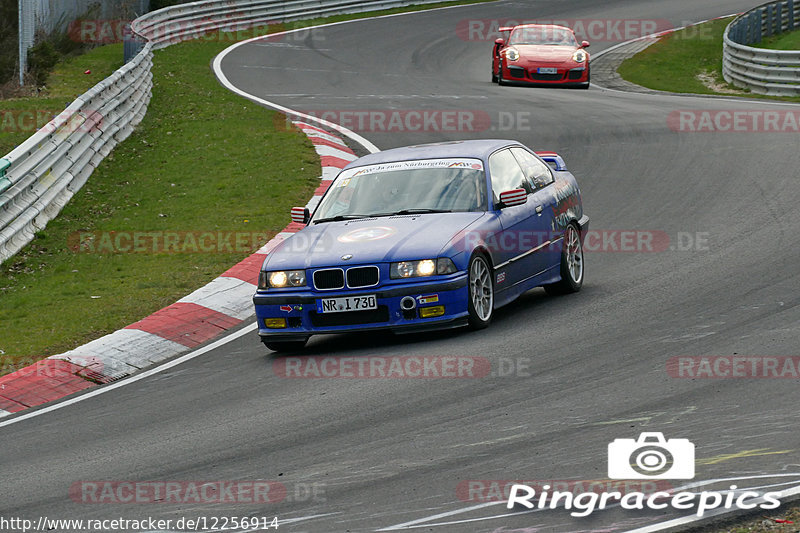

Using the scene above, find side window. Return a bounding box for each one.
[489,149,531,203]
[510,147,554,189]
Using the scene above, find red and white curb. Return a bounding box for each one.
[0,121,353,417]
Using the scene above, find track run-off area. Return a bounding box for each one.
[2,1,800,532]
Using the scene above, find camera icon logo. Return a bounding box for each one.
[608,432,695,479]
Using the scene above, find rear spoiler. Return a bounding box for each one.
[498,26,514,32]
[535,151,567,171]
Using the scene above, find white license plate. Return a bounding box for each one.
[537,67,558,74]
[317,295,377,314]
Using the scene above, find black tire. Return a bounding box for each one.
[497,62,506,86]
[544,223,584,295]
[467,253,494,329]
[263,338,308,352]
[581,66,590,89]
[492,62,498,83]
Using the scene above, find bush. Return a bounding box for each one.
[0,0,18,84]
[28,41,61,87]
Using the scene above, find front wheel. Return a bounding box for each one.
[467,253,494,329]
[544,223,584,295]
[263,338,309,352]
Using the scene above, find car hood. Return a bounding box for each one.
[264,212,487,270]
[514,44,576,63]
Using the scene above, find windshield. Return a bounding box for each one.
[509,27,577,46]
[313,158,488,222]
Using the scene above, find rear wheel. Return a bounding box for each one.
[263,338,308,353]
[467,253,494,329]
[544,223,584,295]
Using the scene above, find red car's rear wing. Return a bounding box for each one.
[498,26,514,32]
[535,151,567,171]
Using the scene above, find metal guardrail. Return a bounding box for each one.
[1,0,444,265]
[723,0,800,96]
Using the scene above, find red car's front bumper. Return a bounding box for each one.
[502,63,589,86]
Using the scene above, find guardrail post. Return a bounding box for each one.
[0,159,10,195]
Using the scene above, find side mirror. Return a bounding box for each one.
[291,207,310,224]
[581,40,590,48]
[495,38,505,46]
[499,189,527,208]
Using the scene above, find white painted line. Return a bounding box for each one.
[177,276,258,320]
[0,323,257,429]
[305,195,323,212]
[376,502,501,530]
[50,328,187,381]
[623,483,800,533]
[321,166,341,180]
[0,409,11,418]
[377,474,800,531]
[293,122,350,146]
[312,144,358,161]
[213,2,507,155]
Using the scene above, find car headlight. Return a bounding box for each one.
[505,48,520,61]
[259,270,306,289]
[390,258,458,279]
[572,49,587,63]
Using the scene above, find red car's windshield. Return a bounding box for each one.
[509,27,577,46]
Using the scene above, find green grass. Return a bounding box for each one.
[0,36,321,374]
[618,16,800,102]
[0,44,124,156]
[618,17,737,94]
[0,0,494,375]
[759,27,800,50]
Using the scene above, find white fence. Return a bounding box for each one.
[723,0,800,96]
[1,0,444,265]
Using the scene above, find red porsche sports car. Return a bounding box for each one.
[492,24,590,88]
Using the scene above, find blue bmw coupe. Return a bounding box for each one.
[254,139,588,351]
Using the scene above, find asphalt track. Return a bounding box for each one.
[3,1,800,532]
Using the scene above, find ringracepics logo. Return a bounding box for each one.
[506,433,783,517]
[608,432,694,479]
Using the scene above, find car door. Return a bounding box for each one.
[488,148,551,290]
[509,147,559,274]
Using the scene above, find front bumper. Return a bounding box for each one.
[504,64,589,86]
[254,275,469,339]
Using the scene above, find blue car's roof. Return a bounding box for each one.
[343,139,522,169]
